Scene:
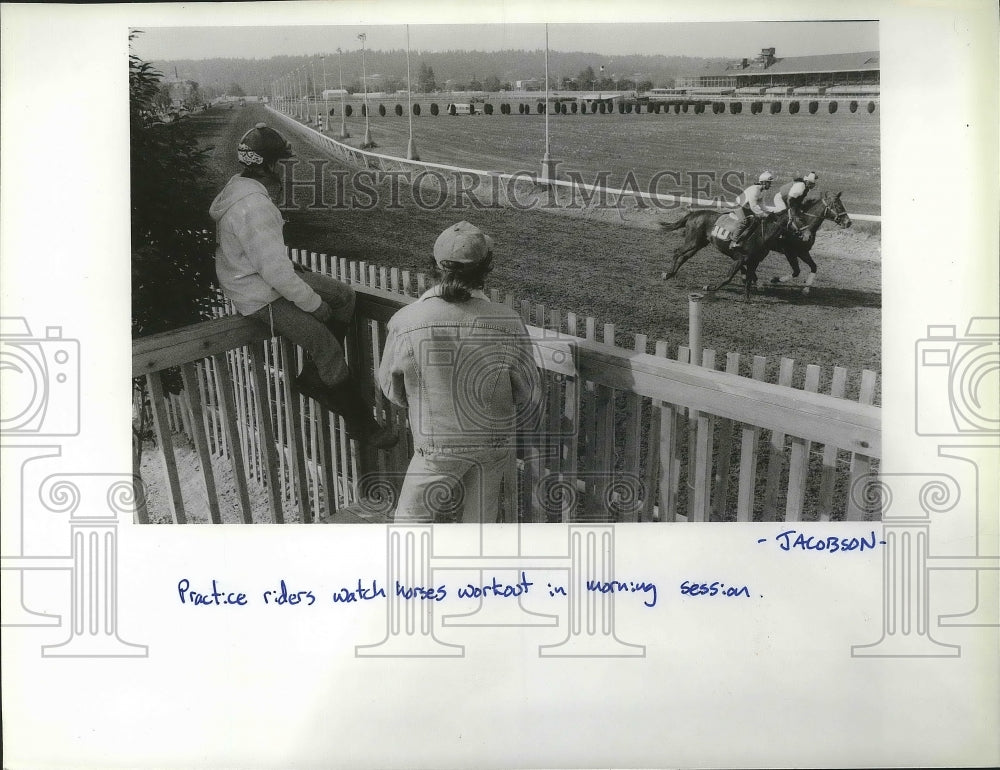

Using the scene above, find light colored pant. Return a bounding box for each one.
[393,447,517,524]
[249,271,355,387]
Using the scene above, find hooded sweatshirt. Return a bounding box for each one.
[209,174,321,315]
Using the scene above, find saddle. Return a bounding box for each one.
[710,212,741,241]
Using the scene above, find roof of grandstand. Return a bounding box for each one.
[764,51,879,76]
[684,50,879,79]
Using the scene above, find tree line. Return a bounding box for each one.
[150,49,726,99]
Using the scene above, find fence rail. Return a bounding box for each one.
[133,251,881,526]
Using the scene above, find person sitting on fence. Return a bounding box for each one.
[378,221,543,524]
[729,171,777,250]
[210,122,397,449]
[771,171,819,233]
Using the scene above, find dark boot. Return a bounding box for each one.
[293,360,398,449]
[293,357,330,405]
[327,320,350,345]
[325,377,399,449]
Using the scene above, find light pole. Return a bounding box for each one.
[337,47,349,139]
[541,23,557,184]
[405,25,419,160]
[311,59,318,124]
[358,32,374,149]
[321,55,329,130]
[298,66,306,119]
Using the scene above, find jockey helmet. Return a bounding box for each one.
[237,123,294,167]
[757,171,775,186]
[803,171,819,187]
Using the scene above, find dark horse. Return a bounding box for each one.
[659,192,853,298]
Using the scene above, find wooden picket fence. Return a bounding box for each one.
[133,249,880,524]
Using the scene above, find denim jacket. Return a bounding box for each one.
[377,288,543,451]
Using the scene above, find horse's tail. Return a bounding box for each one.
[660,211,692,232]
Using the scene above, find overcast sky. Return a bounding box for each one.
[131,21,878,62]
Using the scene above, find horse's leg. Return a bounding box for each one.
[705,253,748,292]
[771,250,802,285]
[661,240,703,280]
[798,252,818,295]
[744,256,764,300]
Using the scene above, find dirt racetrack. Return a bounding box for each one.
[192,104,881,400]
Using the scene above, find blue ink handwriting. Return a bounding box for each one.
[457,572,534,599]
[758,530,885,553]
[586,579,658,607]
[395,581,447,601]
[262,580,316,606]
[175,574,668,609]
[177,578,248,607]
[332,579,387,603]
[679,580,751,598]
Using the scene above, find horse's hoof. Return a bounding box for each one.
[802,287,811,296]
[770,276,781,284]
[660,272,668,281]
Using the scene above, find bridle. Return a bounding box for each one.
[788,194,850,235]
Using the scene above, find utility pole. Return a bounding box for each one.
[358,33,374,148]
[337,48,349,139]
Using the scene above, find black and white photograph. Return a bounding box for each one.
[129,20,882,527]
[2,2,997,769]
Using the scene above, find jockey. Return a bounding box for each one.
[773,171,819,231]
[729,171,776,249]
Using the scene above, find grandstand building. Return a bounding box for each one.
[677,48,879,91]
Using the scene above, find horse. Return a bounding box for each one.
[766,192,852,294]
[659,208,791,299]
[659,192,853,297]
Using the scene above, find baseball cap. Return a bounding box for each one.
[433,221,494,266]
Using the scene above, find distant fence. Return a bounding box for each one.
[266,104,882,223]
[133,250,881,525]
[279,92,878,116]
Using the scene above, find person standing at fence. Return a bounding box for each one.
[210,122,397,448]
[378,221,543,523]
